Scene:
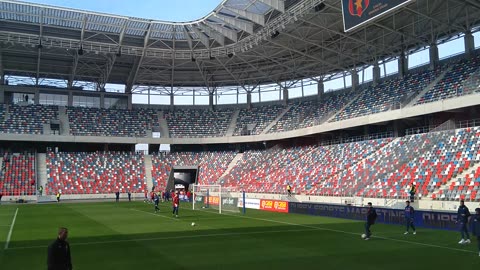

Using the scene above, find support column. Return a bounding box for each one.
[372,62,381,86]
[317,81,324,101]
[351,70,359,91]
[282,88,288,105]
[127,93,132,110]
[209,91,214,110]
[170,92,174,111]
[429,43,439,70]
[246,91,252,109]
[100,93,105,109]
[68,91,73,107]
[34,90,40,105]
[465,31,475,58]
[398,51,408,78]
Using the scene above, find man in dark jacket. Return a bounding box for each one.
[456,200,471,244]
[470,208,480,256]
[404,200,416,235]
[364,202,377,240]
[47,227,72,270]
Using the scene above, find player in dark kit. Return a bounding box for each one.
[172,192,179,218]
[470,208,480,257]
[364,202,377,240]
[457,200,471,244]
[47,227,72,270]
[154,193,160,213]
[404,200,416,235]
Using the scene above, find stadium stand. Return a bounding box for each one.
[0,152,36,196]
[415,54,480,105]
[269,91,351,132]
[0,104,58,135]
[46,151,146,195]
[332,69,440,122]
[165,109,234,138]
[233,105,285,136]
[150,151,236,190]
[67,107,158,137]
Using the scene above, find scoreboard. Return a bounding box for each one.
[342,0,416,32]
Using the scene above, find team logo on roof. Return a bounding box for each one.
[349,0,370,17]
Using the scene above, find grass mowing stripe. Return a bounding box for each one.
[7,227,319,250]
[185,207,478,255]
[4,208,18,250]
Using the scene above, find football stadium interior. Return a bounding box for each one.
[1,0,480,269]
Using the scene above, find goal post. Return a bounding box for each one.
[192,184,240,214]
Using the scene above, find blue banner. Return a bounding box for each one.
[342,0,415,32]
[288,202,458,231]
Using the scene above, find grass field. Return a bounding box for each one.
[0,201,479,270]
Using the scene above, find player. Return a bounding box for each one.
[172,191,179,218]
[56,191,61,203]
[470,208,480,256]
[364,202,377,240]
[287,184,292,197]
[154,193,160,213]
[457,199,471,244]
[404,200,416,235]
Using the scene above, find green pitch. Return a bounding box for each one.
[0,201,479,270]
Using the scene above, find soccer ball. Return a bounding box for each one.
[361,233,367,239]
[191,222,196,226]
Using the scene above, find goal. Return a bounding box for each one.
[192,184,240,214]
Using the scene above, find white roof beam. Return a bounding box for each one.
[183,26,193,50]
[190,26,210,49]
[222,6,265,26]
[258,0,285,13]
[207,23,238,42]
[214,13,254,34]
[197,23,225,46]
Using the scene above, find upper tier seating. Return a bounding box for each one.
[46,151,146,195]
[67,107,158,137]
[0,152,36,196]
[415,54,480,105]
[165,109,234,138]
[269,91,350,133]
[0,104,58,135]
[151,151,236,190]
[331,69,440,122]
[234,105,285,136]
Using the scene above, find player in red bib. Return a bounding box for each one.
[172,192,179,218]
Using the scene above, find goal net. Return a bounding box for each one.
[192,184,240,213]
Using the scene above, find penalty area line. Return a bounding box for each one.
[4,208,19,250]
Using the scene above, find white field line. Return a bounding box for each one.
[185,208,478,255]
[4,208,19,250]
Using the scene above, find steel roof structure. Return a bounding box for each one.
[0,0,480,95]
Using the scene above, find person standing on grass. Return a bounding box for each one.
[127,190,131,202]
[172,191,179,218]
[56,191,61,203]
[404,200,416,235]
[47,227,72,270]
[364,202,377,240]
[115,190,120,202]
[154,192,160,213]
[457,199,471,244]
[470,208,480,257]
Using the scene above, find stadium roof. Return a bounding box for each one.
[0,0,480,93]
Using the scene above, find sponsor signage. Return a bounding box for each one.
[288,202,459,231]
[342,0,415,32]
[204,196,220,206]
[222,197,238,206]
[237,198,260,209]
[260,199,289,213]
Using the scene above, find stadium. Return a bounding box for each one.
[1,0,480,268]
